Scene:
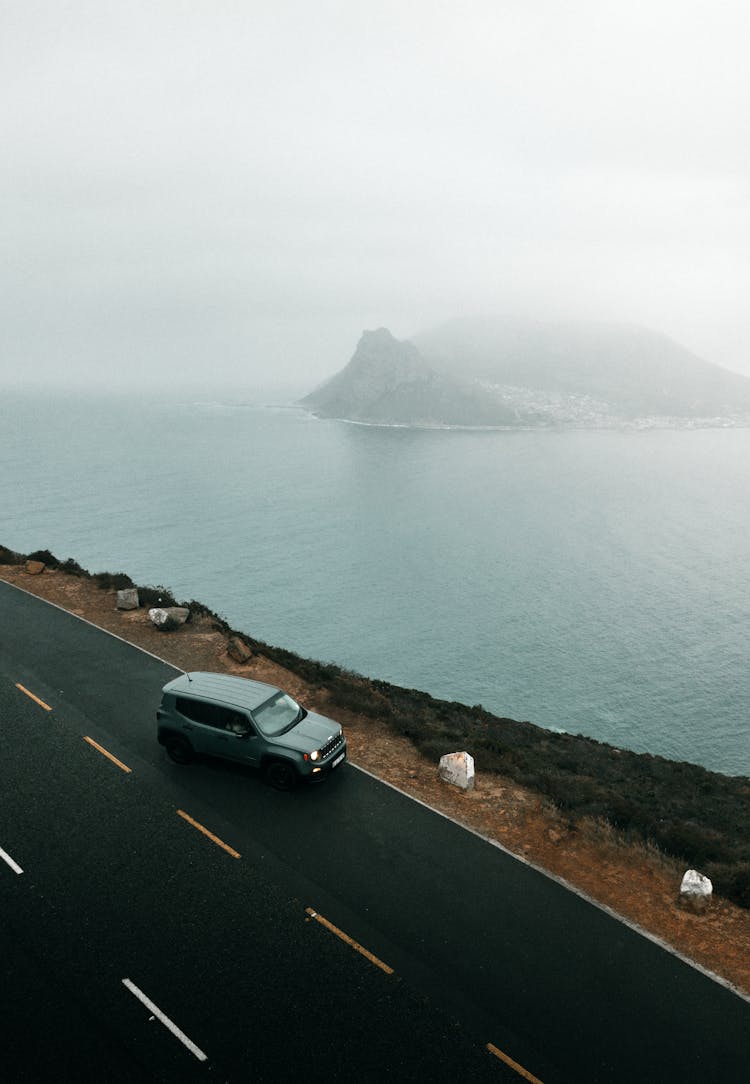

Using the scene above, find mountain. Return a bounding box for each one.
[302,320,750,428]
[300,327,526,426]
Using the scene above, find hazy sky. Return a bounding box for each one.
[3,1,750,393]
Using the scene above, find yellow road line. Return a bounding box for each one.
[15,683,52,712]
[305,907,394,975]
[176,809,240,859]
[486,1042,544,1083]
[83,736,132,774]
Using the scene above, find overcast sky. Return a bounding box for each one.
[3,1,750,394]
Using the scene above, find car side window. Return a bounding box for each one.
[176,697,220,728]
[175,697,254,733]
[215,706,252,734]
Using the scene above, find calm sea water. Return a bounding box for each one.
[2,390,748,776]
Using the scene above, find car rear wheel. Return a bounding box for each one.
[166,735,193,765]
[265,759,298,791]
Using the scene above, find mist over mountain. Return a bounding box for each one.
[302,319,750,428]
[416,318,750,418]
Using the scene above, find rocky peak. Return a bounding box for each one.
[300,327,518,426]
[345,328,429,385]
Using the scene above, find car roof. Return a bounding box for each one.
[163,671,281,712]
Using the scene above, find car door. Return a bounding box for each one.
[208,705,261,766]
[174,696,218,754]
[174,697,259,764]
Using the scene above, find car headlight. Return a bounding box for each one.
[310,749,320,761]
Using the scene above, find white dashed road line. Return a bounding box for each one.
[0,846,23,875]
[122,978,208,1062]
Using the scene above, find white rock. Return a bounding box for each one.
[679,869,713,912]
[438,751,475,791]
[148,606,189,631]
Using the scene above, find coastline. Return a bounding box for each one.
[2,558,749,997]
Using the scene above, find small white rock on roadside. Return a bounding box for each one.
[148,606,189,631]
[678,869,713,913]
[438,751,475,791]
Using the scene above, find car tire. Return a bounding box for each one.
[166,735,194,765]
[265,759,298,791]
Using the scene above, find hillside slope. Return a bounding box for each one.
[416,318,750,419]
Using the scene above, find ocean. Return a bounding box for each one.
[2,389,748,776]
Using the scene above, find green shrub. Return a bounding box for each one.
[708,863,750,908]
[136,585,179,608]
[26,548,60,567]
[92,571,135,591]
[183,599,221,622]
[327,680,393,719]
[59,558,88,576]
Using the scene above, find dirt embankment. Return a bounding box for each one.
[3,561,749,998]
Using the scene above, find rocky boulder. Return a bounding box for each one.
[227,636,253,663]
[438,751,475,791]
[678,869,713,913]
[24,560,45,575]
[148,606,189,631]
[116,588,140,610]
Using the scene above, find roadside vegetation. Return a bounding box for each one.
[4,544,749,910]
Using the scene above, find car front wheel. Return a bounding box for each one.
[265,759,298,791]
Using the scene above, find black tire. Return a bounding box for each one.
[265,759,298,791]
[166,735,194,765]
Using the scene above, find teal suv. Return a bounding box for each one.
[157,671,346,790]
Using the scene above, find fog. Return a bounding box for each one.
[3,1,750,396]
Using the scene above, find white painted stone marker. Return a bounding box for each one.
[438,750,475,791]
[679,868,713,913]
[148,606,189,631]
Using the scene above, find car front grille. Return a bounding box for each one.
[320,732,344,760]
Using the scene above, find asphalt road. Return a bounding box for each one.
[2,579,749,1082]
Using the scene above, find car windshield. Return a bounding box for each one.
[252,691,302,736]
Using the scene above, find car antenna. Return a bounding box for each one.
[185,671,192,682]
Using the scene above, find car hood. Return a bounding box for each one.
[280,711,341,752]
